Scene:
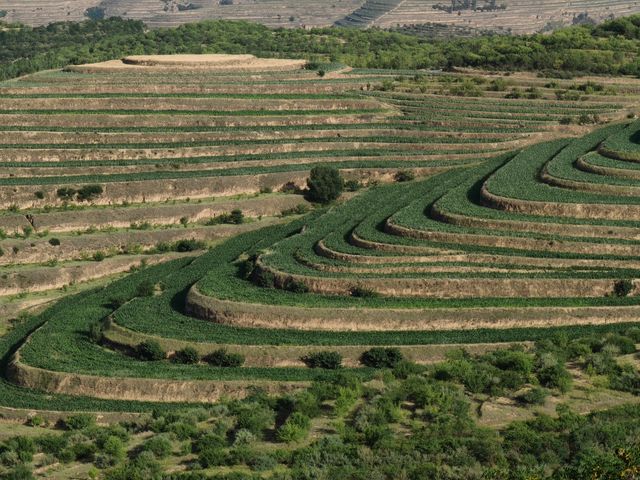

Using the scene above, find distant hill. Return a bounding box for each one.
[1,0,640,34]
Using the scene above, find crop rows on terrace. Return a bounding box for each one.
[4,120,640,408]
[2,60,640,411]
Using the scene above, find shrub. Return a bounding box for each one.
[614,279,634,297]
[56,187,76,200]
[48,237,60,246]
[34,191,44,199]
[4,465,34,480]
[536,355,572,393]
[88,321,103,343]
[360,348,404,368]
[283,277,309,293]
[92,251,106,262]
[281,203,310,216]
[228,209,244,224]
[306,166,343,204]
[205,348,244,367]
[604,334,636,355]
[488,78,509,91]
[210,209,244,225]
[142,434,173,459]
[198,445,227,468]
[251,267,275,289]
[64,414,95,431]
[234,403,275,438]
[136,280,156,297]
[350,286,378,298]
[173,239,206,252]
[394,170,416,182]
[136,341,165,361]
[276,413,311,443]
[76,184,103,201]
[344,179,362,191]
[173,347,200,364]
[302,351,343,369]
[516,387,549,406]
[281,181,302,194]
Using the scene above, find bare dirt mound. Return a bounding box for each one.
[68,54,307,73]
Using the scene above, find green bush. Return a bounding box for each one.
[142,434,173,459]
[172,347,200,364]
[76,184,103,201]
[361,348,404,368]
[281,204,311,216]
[394,170,416,182]
[350,286,378,298]
[516,387,549,406]
[198,445,227,468]
[136,341,165,361]
[306,166,343,204]
[4,465,34,480]
[173,239,206,252]
[136,280,156,297]
[205,348,244,367]
[344,179,362,191]
[48,238,61,246]
[64,414,96,431]
[233,403,275,438]
[302,351,343,369]
[283,277,309,293]
[276,412,311,443]
[56,187,76,200]
[251,267,275,288]
[614,279,634,297]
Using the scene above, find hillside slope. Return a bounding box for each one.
[2,0,640,32]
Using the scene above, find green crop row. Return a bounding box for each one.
[0,135,513,151]
[0,108,387,116]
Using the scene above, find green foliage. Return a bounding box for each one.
[276,412,311,443]
[516,387,549,406]
[76,184,103,202]
[142,434,173,459]
[136,341,166,361]
[360,348,404,368]
[64,413,96,431]
[302,351,343,369]
[204,349,244,367]
[393,170,416,182]
[48,237,60,246]
[614,279,635,297]
[281,203,310,216]
[306,166,343,204]
[173,347,200,365]
[207,209,244,225]
[233,402,275,438]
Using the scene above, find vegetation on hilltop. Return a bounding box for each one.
[4,15,640,81]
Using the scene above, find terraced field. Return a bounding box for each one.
[0,56,640,413]
[4,0,640,33]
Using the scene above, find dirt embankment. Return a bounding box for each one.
[186,284,640,332]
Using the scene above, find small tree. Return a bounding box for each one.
[205,348,244,367]
[360,347,404,368]
[302,351,343,369]
[394,170,416,182]
[276,412,311,443]
[76,184,103,202]
[173,347,200,364]
[137,341,165,361]
[614,279,634,297]
[306,166,343,204]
